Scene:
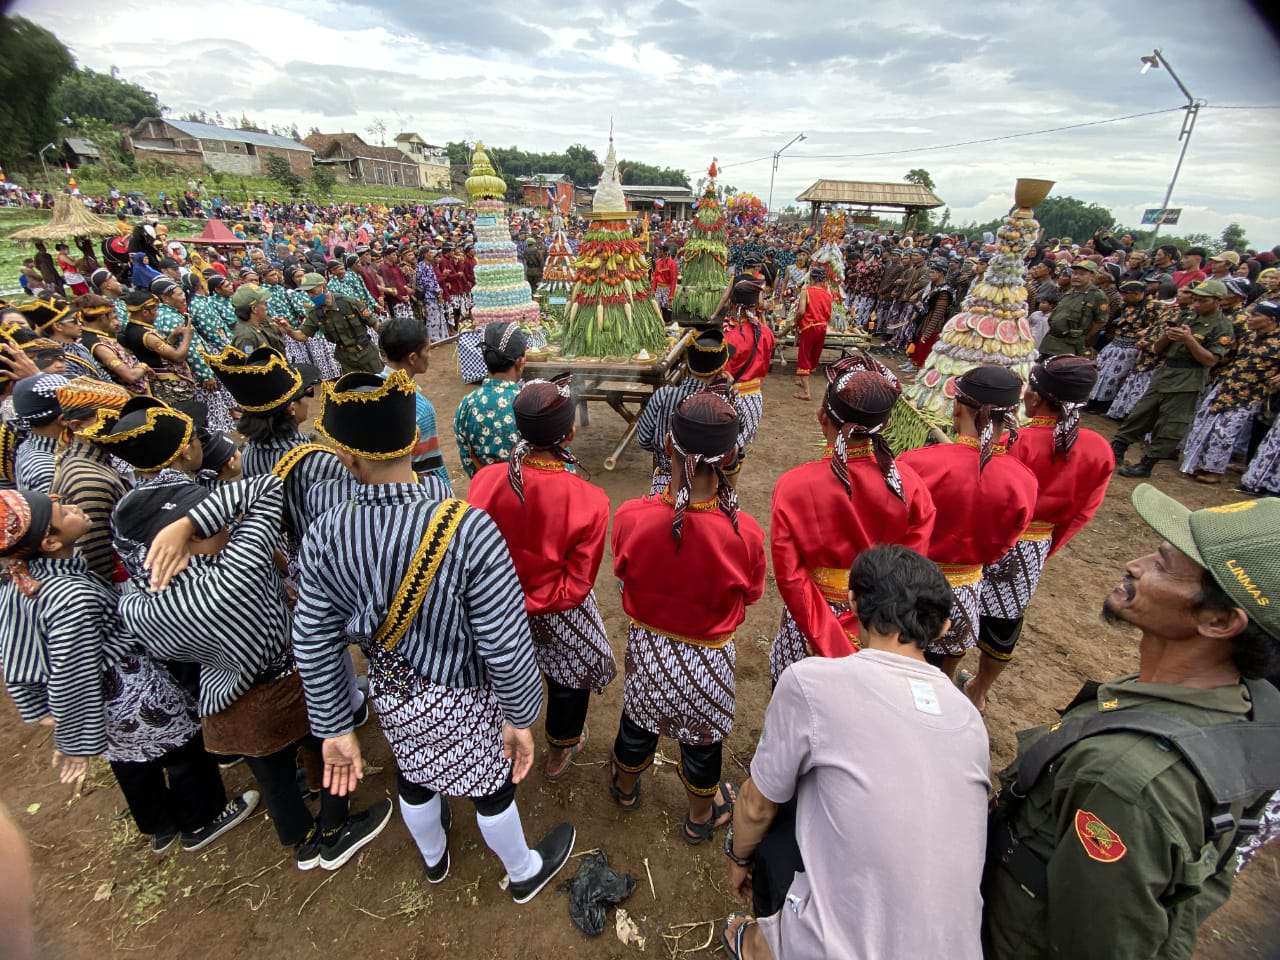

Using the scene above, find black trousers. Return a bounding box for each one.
[545,676,590,748]
[612,711,723,797]
[752,797,806,918]
[977,615,1025,662]
[244,736,347,845]
[396,769,517,817]
[109,732,227,836]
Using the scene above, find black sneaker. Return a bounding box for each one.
[425,798,452,884]
[150,831,179,854]
[352,696,370,729]
[508,821,575,905]
[318,798,394,871]
[295,827,322,871]
[180,790,260,852]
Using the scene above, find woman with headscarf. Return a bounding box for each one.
[608,391,766,845]
[467,376,617,781]
[768,356,935,683]
[151,277,234,433]
[961,356,1114,712]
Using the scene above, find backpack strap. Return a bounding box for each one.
[1012,679,1280,810]
[374,498,470,653]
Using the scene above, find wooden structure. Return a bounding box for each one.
[796,179,943,231]
[523,330,694,470]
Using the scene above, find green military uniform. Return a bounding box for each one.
[231,318,288,356]
[1114,307,1234,458]
[982,676,1266,959]
[300,294,380,376]
[1039,285,1109,356]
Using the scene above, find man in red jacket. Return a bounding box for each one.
[608,391,766,845]
[769,356,935,681]
[467,375,616,781]
[961,356,1114,710]
[898,365,1038,679]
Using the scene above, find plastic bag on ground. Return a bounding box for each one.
[566,848,636,935]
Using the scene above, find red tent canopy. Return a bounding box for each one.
[175,218,255,247]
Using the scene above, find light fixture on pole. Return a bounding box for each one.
[1140,48,1202,247]
[38,142,57,193]
[767,132,806,220]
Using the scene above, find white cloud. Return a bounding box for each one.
[13,0,1280,243]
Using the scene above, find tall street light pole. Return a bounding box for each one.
[1140,49,1202,249]
[767,132,806,220]
[38,142,57,194]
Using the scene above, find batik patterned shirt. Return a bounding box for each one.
[452,377,522,478]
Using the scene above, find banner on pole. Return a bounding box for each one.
[1141,208,1182,225]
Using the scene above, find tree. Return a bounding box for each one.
[1220,222,1248,253]
[53,66,161,126]
[310,166,336,198]
[367,117,387,147]
[306,126,321,138]
[74,117,133,178]
[904,168,936,191]
[1028,195,1114,243]
[0,17,75,170]
[265,154,303,196]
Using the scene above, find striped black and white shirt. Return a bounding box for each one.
[635,376,746,475]
[117,475,291,717]
[14,433,59,493]
[0,557,134,756]
[50,440,132,582]
[293,482,542,738]
[241,429,350,541]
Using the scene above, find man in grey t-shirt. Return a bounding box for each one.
[720,545,990,959]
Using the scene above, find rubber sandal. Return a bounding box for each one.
[545,722,587,783]
[954,668,976,693]
[682,780,736,845]
[609,763,643,812]
[721,913,757,959]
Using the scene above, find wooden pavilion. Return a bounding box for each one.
[795,179,944,231]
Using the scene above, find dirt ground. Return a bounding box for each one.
[2,344,1277,960]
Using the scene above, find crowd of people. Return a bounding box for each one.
[0,200,1278,960]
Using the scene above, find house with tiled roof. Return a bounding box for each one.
[304,133,422,189]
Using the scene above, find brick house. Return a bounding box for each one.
[125,118,313,177]
[303,133,421,189]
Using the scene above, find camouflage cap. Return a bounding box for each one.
[1189,279,1228,299]
[1132,484,1280,640]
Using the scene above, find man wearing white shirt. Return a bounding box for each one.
[721,545,990,959]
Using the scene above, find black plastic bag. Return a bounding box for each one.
[566,849,636,935]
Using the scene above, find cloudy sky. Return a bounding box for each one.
[16,0,1280,241]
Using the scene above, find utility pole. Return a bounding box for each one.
[767,132,806,220]
[1139,49,1202,248]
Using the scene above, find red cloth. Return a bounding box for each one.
[1172,268,1207,289]
[380,262,410,306]
[612,494,766,642]
[911,331,940,368]
[897,436,1038,567]
[435,259,457,298]
[651,257,679,297]
[356,263,384,307]
[1011,421,1115,557]
[462,254,476,290]
[796,285,833,375]
[468,461,610,615]
[771,448,937,658]
[724,320,776,383]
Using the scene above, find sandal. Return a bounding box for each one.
[545,723,587,782]
[609,762,643,812]
[721,913,757,959]
[954,668,976,693]
[682,780,736,845]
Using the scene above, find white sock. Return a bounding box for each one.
[476,801,542,883]
[399,794,447,866]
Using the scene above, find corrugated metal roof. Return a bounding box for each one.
[166,119,313,153]
[64,137,100,156]
[795,180,943,208]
